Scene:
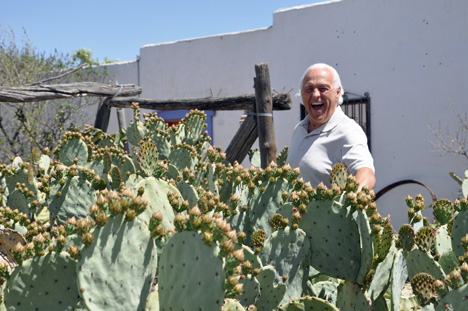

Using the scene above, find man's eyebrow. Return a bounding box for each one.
[304,83,330,88]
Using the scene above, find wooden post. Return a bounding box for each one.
[94,98,112,131]
[254,63,277,169]
[225,114,258,164]
[116,108,129,152]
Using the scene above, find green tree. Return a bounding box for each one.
[0,26,111,162]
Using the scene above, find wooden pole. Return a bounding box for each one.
[106,93,291,111]
[94,98,112,131]
[254,63,277,169]
[225,114,258,164]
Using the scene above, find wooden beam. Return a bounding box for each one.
[225,114,258,164]
[106,93,291,111]
[94,98,112,131]
[0,82,142,103]
[254,63,277,169]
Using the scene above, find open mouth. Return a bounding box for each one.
[311,103,324,110]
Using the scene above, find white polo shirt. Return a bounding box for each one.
[286,107,374,187]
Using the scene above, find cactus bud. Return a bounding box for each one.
[82,232,94,247]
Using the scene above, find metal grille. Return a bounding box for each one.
[299,91,371,151]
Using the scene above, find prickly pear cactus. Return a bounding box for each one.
[411,272,438,306]
[301,195,362,282]
[330,163,348,190]
[254,265,287,311]
[77,213,157,311]
[260,227,310,305]
[4,251,80,311]
[54,132,91,166]
[336,281,372,311]
[46,174,96,225]
[158,231,225,311]
[280,296,339,311]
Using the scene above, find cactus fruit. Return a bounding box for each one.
[445,269,462,288]
[222,298,245,311]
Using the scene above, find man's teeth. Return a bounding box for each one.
[311,103,323,106]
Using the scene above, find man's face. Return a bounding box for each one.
[301,67,341,131]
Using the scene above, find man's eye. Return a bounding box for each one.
[319,88,329,93]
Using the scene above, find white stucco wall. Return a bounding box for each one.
[103,0,468,229]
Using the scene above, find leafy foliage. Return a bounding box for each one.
[0,26,110,162]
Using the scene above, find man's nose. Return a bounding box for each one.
[312,88,321,97]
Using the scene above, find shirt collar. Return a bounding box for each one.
[301,107,345,136]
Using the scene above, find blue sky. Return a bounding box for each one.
[2,0,322,62]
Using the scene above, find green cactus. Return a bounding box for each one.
[398,224,416,253]
[77,213,157,311]
[279,296,339,311]
[411,272,438,306]
[260,227,310,305]
[254,265,286,311]
[46,174,96,225]
[416,226,437,253]
[300,195,362,282]
[4,251,81,310]
[330,163,348,190]
[54,131,91,166]
[406,249,445,283]
[336,281,372,311]
[450,208,468,258]
[134,177,180,230]
[432,199,454,225]
[158,231,225,311]
[436,283,468,311]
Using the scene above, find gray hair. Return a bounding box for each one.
[296,63,344,106]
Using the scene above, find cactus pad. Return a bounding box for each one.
[47,176,96,225]
[260,227,310,305]
[433,199,454,225]
[336,280,372,311]
[158,231,225,311]
[280,296,339,311]
[411,272,437,306]
[4,252,80,311]
[301,197,362,281]
[77,214,157,311]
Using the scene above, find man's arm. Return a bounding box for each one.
[355,167,376,191]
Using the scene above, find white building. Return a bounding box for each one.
[100,0,468,229]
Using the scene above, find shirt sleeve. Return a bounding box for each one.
[341,125,375,176]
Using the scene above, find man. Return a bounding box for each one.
[287,63,376,190]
